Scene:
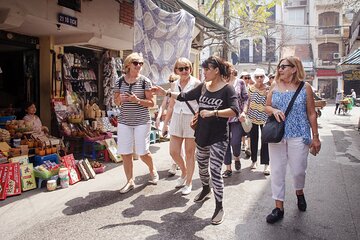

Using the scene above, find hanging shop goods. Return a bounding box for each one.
[103,53,122,109]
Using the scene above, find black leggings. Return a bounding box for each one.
[249,123,269,164]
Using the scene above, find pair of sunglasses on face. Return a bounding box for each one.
[277,64,294,70]
[177,66,190,72]
[132,61,144,66]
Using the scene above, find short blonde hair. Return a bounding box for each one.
[173,57,192,73]
[275,56,305,84]
[123,52,144,73]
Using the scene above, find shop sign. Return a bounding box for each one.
[343,70,360,81]
[58,13,77,27]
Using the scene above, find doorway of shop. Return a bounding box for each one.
[318,78,337,99]
[0,42,39,118]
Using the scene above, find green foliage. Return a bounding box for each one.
[203,0,283,37]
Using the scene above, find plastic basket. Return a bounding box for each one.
[93,165,106,174]
[33,168,53,179]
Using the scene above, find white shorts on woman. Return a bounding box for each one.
[117,123,151,156]
[169,112,195,139]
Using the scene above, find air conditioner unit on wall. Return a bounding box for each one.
[333,53,340,59]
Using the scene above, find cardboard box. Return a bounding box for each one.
[9,155,29,165]
[20,163,36,191]
[0,165,9,200]
[83,158,96,179]
[104,138,122,163]
[77,160,90,181]
[61,154,80,185]
[6,163,22,197]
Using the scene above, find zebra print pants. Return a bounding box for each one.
[196,140,228,203]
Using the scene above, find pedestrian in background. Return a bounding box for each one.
[268,73,275,86]
[222,67,249,178]
[246,68,270,174]
[240,72,252,157]
[265,56,321,224]
[152,55,239,225]
[334,89,343,115]
[162,57,200,195]
[114,52,159,194]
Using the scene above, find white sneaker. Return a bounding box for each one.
[181,185,192,195]
[264,164,270,175]
[250,162,257,169]
[148,171,159,185]
[175,176,186,188]
[168,164,177,176]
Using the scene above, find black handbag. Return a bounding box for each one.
[262,82,304,143]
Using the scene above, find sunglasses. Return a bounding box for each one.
[269,76,275,79]
[243,77,251,80]
[277,64,293,70]
[255,75,264,79]
[132,61,144,66]
[177,66,190,72]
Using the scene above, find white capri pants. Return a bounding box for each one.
[117,123,151,156]
[268,137,309,201]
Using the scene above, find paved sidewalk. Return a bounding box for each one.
[0,105,359,240]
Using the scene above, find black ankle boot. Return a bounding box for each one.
[266,208,284,224]
[297,194,307,211]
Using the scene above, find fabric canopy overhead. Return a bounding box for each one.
[133,0,195,85]
[337,47,360,73]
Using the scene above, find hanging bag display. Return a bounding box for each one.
[262,81,304,143]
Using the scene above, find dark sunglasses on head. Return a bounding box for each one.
[177,66,190,72]
[132,61,144,66]
[277,64,293,70]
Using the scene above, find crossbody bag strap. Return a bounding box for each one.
[284,81,305,117]
[178,85,196,115]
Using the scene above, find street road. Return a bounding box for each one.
[0,104,359,240]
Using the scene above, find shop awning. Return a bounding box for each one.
[336,47,360,73]
[153,0,229,35]
[175,0,229,35]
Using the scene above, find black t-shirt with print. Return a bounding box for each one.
[177,82,239,147]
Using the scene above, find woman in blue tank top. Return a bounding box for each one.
[264,56,321,224]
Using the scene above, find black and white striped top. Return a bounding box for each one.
[118,75,152,126]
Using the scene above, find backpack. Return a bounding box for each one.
[118,76,146,92]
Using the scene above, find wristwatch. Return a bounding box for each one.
[137,99,141,105]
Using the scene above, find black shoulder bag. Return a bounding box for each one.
[262,81,304,143]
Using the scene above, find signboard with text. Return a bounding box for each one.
[58,13,77,27]
[343,70,360,81]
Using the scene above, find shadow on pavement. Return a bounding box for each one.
[99,203,208,240]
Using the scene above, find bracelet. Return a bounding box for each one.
[313,133,319,137]
[214,110,219,117]
[137,99,141,105]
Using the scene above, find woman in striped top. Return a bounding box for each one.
[247,68,270,175]
[114,52,159,194]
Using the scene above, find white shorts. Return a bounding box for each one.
[117,123,151,156]
[169,112,195,139]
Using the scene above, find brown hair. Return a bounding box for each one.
[201,55,231,79]
[275,56,305,84]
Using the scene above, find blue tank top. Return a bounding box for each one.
[271,86,311,145]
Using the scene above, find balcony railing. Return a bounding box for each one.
[316,59,340,67]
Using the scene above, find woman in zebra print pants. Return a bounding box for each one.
[153,55,239,225]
